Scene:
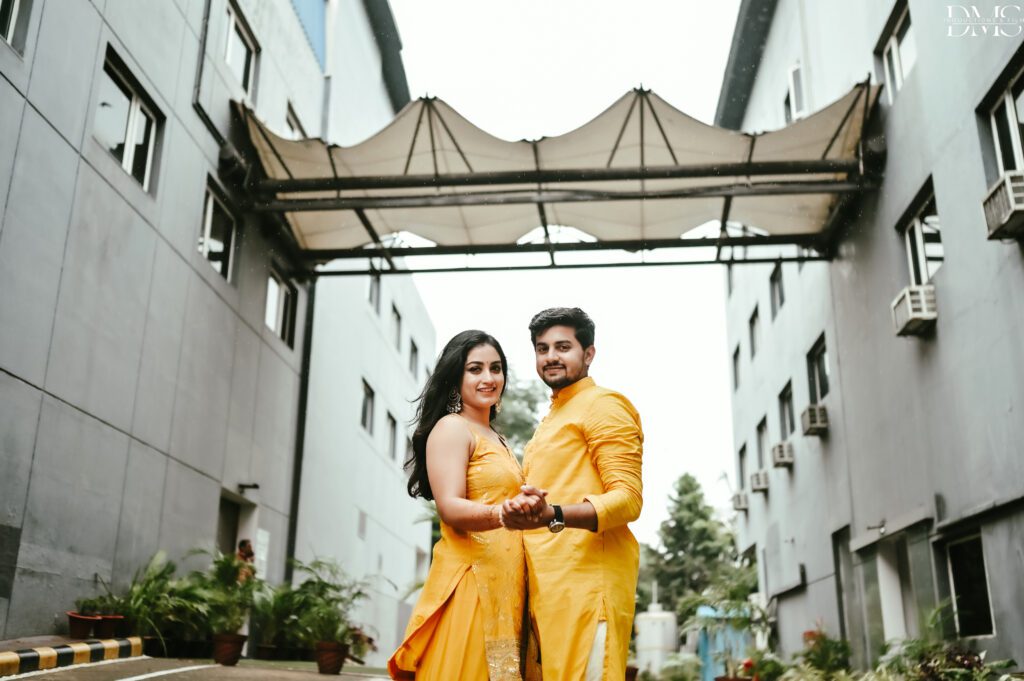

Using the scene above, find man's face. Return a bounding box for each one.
[533,325,595,390]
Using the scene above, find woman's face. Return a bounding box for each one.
[460,343,505,412]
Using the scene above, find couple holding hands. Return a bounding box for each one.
[388,308,644,681]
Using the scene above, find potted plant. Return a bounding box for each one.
[251,582,295,660]
[291,558,368,675]
[68,597,103,639]
[195,551,258,666]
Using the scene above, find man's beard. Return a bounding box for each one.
[540,365,580,389]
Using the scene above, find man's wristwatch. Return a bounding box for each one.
[548,505,565,533]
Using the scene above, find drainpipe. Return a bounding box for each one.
[284,277,317,582]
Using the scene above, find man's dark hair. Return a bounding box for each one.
[529,307,596,348]
[238,539,251,551]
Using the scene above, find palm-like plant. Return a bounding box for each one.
[289,558,367,647]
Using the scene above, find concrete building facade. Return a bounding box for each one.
[0,0,427,646]
[718,0,1024,667]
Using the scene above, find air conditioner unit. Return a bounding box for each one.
[891,284,936,336]
[771,441,795,467]
[750,470,769,493]
[983,171,1024,239]
[732,492,749,512]
[801,404,828,435]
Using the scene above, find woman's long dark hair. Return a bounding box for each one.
[405,330,508,500]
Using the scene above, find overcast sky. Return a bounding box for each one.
[388,0,744,547]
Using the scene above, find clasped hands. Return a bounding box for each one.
[500,485,551,530]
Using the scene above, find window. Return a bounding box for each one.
[784,63,806,123]
[748,307,760,358]
[0,0,24,46]
[903,196,943,285]
[284,103,306,140]
[391,304,402,349]
[807,334,830,403]
[406,437,414,463]
[881,4,917,104]
[947,535,994,637]
[360,380,375,433]
[770,263,785,318]
[778,382,795,439]
[224,4,257,94]
[737,445,747,490]
[732,345,741,391]
[95,59,158,191]
[990,73,1024,174]
[386,412,397,460]
[199,188,236,280]
[410,339,419,374]
[756,417,768,469]
[264,269,296,346]
[368,272,380,314]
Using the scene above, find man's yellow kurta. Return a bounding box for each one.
[522,377,643,681]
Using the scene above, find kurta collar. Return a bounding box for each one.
[551,376,595,407]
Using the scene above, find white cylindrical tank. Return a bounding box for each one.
[635,601,678,675]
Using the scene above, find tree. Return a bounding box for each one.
[494,372,548,460]
[648,473,742,623]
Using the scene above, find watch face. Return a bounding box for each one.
[549,521,565,533]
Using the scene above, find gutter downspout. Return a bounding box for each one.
[285,277,317,582]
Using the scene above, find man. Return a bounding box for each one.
[503,307,644,681]
[236,539,255,582]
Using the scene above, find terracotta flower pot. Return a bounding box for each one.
[212,633,247,666]
[94,614,124,639]
[255,644,277,660]
[314,641,349,675]
[626,665,639,681]
[66,611,101,639]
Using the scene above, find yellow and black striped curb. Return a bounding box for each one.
[0,637,142,677]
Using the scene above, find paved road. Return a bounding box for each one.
[8,657,387,680]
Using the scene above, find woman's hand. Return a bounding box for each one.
[501,485,550,529]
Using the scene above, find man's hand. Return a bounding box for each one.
[501,485,551,530]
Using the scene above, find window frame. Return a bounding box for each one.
[360,380,375,433]
[0,0,21,45]
[410,339,419,374]
[199,186,236,282]
[901,194,943,286]
[737,444,747,491]
[945,533,996,638]
[386,412,398,460]
[807,334,830,404]
[770,263,785,319]
[97,60,158,192]
[756,417,768,469]
[989,73,1024,175]
[779,382,795,440]
[732,344,741,391]
[284,102,306,140]
[785,63,806,122]
[264,268,297,347]
[391,304,402,349]
[748,306,760,358]
[368,272,381,314]
[881,5,915,105]
[223,2,257,95]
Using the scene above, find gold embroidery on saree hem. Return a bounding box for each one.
[485,638,522,681]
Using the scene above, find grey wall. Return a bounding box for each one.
[0,0,322,637]
[725,0,1024,665]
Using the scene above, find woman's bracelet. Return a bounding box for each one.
[494,504,506,529]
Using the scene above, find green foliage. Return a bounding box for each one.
[749,649,790,681]
[188,550,257,635]
[798,626,852,677]
[648,474,743,624]
[289,558,368,647]
[493,372,547,460]
[659,652,703,681]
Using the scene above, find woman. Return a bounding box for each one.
[388,330,527,681]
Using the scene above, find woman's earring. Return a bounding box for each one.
[447,388,463,414]
[495,398,503,414]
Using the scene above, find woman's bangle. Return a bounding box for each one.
[495,504,506,529]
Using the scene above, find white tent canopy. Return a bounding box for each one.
[240,83,880,263]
